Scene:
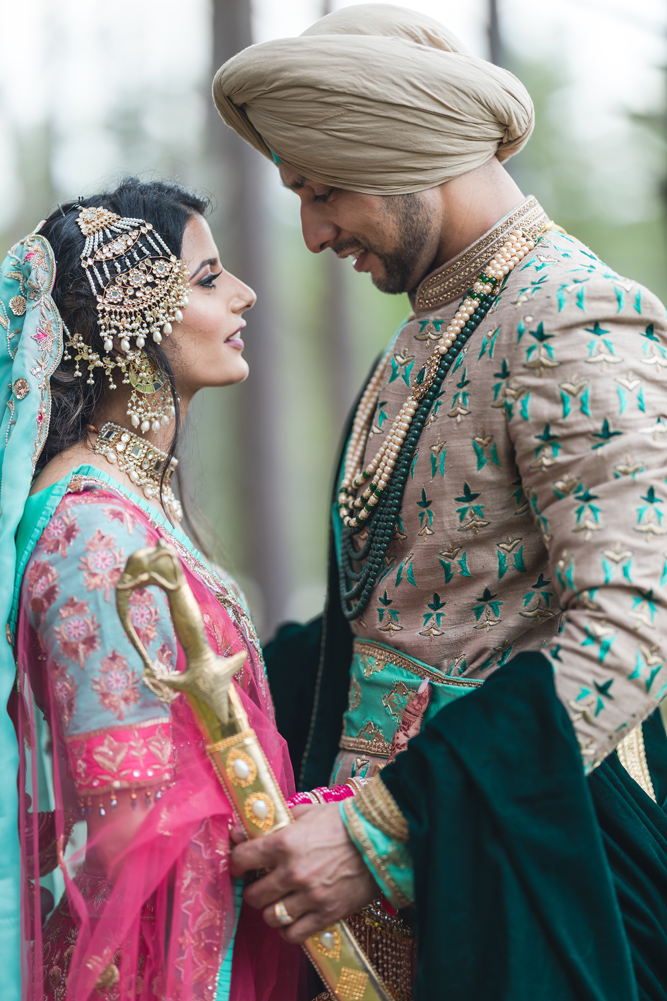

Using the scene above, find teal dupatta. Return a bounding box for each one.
[0,234,65,1001]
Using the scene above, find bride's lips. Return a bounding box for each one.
[225,325,245,350]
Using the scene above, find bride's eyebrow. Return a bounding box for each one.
[189,257,218,280]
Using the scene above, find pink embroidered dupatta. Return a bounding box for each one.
[15,477,302,1001]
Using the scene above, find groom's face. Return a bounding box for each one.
[279,164,441,295]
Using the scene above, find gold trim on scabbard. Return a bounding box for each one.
[206,729,255,753]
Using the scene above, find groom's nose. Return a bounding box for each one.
[300,204,338,254]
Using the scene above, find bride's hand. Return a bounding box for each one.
[387,678,430,763]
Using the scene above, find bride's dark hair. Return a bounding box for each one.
[38,177,211,538]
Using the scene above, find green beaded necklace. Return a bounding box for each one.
[338,226,543,620]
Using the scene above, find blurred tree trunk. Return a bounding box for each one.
[208,0,290,635]
[488,0,517,181]
[321,0,357,426]
[488,0,503,67]
[324,255,357,426]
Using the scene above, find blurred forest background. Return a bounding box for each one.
[1,0,665,638]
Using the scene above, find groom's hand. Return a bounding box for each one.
[229,802,377,942]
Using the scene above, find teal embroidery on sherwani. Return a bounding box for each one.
[472,587,503,631]
[477,326,499,360]
[339,639,480,759]
[520,574,556,622]
[601,542,634,585]
[629,644,664,692]
[430,437,446,478]
[415,319,444,343]
[491,358,511,406]
[438,545,470,583]
[420,593,446,638]
[416,488,433,535]
[573,486,602,540]
[616,372,645,414]
[374,397,389,432]
[634,486,665,537]
[560,374,590,418]
[455,482,488,532]
[497,538,526,579]
[525,322,559,376]
[333,207,667,782]
[394,558,416,588]
[448,368,471,422]
[389,348,415,387]
[534,423,561,465]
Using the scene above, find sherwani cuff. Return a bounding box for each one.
[340,780,414,908]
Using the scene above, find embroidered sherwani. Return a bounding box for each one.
[316,197,667,903]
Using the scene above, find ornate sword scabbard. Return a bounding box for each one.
[116,541,393,1001]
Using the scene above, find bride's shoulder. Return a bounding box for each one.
[30,442,98,496]
[29,474,154,572]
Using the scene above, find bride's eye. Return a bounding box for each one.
[198,271,223,288]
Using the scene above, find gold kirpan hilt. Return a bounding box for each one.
[116,541,393,1001]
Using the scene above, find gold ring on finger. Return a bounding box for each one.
[273,900,295,927]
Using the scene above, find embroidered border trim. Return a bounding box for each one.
[65,715,169,742]
[339,734,393,758]
[415,196,550,310]
[66,718,173,795]
[353,776,409,843]
[353,639,482,687]
[616,723,656,802]
[342,798,410,909]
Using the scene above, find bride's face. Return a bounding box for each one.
[165,212,255,399]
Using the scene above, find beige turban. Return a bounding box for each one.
[212,3,534,196]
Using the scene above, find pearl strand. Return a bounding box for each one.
[338,229,535,528]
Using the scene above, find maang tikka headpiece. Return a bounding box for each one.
[63,205,190,434]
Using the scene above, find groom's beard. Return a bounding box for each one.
[332,192,434,295]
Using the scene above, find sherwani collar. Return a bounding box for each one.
[413,195,549,314]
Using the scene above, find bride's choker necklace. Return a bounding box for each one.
[92,422,183,522]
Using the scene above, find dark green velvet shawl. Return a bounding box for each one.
[380,653,667,1001]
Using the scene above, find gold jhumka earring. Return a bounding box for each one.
[63,204,190,434]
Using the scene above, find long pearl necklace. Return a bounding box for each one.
[338,227,542,620]
[92,422,183,522]
[338,229,535,529]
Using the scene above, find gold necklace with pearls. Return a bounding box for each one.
[338,228,537,529]
[92,422,183,522]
